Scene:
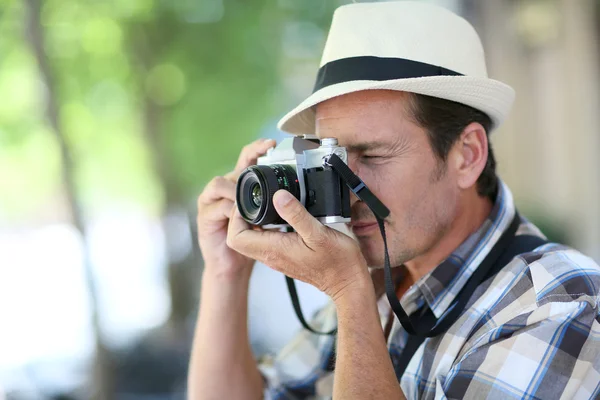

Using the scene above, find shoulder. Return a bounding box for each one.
[465,243,600,339]
[445,245,600,400]
[516,243,600,308]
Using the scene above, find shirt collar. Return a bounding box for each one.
[400,180,516,318]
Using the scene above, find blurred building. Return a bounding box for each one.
[471,0,600,261]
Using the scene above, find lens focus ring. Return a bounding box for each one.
[236,164,300,225]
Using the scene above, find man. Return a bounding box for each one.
[189,2,600,399]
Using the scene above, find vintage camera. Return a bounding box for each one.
[236,135,351,226]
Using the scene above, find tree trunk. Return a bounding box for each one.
[129,23,200,341]
[23,1,113,398]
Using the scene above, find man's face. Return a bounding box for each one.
[315,90,461,268]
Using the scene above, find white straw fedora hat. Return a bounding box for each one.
[277,1,515,135]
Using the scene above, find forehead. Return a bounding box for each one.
[314,90,421,149]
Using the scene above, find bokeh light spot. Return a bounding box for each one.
[173,0,224,24]
[145,64,187,106]
[86,80,130,121]
[81,18,123,56]
[113,0,155,19]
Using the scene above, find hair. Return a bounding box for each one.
[406,93,498,200]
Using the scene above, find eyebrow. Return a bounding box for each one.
[345,141,389,153]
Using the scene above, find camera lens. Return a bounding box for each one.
[236,164,300,225]
[250,184,262,207]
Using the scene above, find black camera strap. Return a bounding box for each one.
[284,151,389,336]
[285,274,337,335]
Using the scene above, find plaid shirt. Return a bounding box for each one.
[259,181,600,399]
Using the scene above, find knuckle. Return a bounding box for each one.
[281,233,297,249]
[225,232,236,250]
[288,205,305,224]
[198,184,213,207]
[204,177,218,193]
[312,231,330,248]
[212,176,226,188]
[224,171,237,181]
[203,176,227,197]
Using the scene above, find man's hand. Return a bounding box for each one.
[227,189,370,300]
[228,189,404,399]
[196,138,276,278]
[191,139,276,400]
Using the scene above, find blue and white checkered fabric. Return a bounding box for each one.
[260,181,600,399]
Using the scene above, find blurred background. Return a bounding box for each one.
[0,0,598,398]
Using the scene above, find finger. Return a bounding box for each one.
[234,138,277,173]
[198,176,236,205]
[227,201,251,238]
[273,190,325,246]
[226,205,285,261]
[198,198,235,223]
[223,170,238,181]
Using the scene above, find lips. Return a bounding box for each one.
[349,220,379,236]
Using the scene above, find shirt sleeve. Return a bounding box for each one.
[441,299,600,400]
[259,302,338,400]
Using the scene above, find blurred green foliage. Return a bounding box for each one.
[0,0,342,219]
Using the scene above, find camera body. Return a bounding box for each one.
[236,135,351,227]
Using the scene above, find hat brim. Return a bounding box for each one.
[277,76,515,135]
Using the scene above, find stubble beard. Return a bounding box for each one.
[357,222,419,270]
[357,159,454,270]
[359,198,454,270]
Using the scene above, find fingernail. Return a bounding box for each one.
[274,191,292,208]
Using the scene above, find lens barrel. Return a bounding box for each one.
[236,164,300,225]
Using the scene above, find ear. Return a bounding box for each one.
[451,122,488,191]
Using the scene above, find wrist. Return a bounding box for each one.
[330,267,374,307]
[199,266,253,314]
[332,270,381,333]
[202,262,253,286]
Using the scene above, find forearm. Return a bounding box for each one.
[332,278,405,399]
[188,267,263,400]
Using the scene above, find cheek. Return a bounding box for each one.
[385,161,454,231]
[356,161,421,203]
[355,164,399,204]
[437,182,460,221]
[408,176,458,234]
[354,155,448,221]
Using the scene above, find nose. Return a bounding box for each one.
[349,191,361,209]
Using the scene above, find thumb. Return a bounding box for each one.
[273,190,323,240]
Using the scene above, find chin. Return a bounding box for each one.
[358,235,416,269]
[358,238,385,269]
